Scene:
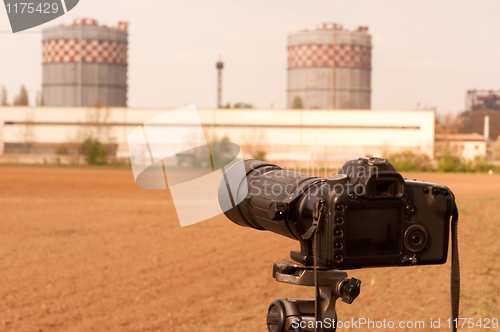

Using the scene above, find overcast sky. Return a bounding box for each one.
[1,0,499,114]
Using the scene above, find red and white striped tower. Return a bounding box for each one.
[287,23,372,109]
[42,18,129,107]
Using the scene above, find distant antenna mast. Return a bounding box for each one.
[216,56,224,108]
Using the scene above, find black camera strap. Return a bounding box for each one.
[451,200,460,332]
[301,198,326,332]
[302,199,459,332]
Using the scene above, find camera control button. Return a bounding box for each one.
[401,255,418,265]
[341,278,362,304]
[405,203,416,215]
[404,225,429,253]
[268,201,287,221]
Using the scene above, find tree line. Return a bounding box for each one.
[0,85,44,106]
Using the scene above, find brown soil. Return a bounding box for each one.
[1,166,499,331]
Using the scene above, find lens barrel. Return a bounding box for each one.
[218,159,324,240]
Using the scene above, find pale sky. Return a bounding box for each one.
[1,0,499,114]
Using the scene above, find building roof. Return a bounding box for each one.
[435,132,485,142]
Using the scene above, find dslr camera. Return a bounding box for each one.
[220,157,455,269]
[218,157,458,332]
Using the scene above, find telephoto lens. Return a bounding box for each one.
[218,159,327,241]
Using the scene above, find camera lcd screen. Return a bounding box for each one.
[345,205,401,257]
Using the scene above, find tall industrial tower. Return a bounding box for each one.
[216,57,224,108]
[287,23,372,109]
[42,18,128,107]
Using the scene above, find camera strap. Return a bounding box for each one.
[301,198,325,241]
[301,198,458,332]
[451,200,460,332]
[301,198,326,332]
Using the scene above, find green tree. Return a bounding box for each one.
[80,138,108,165]
[36,90,44,106]
[437,152,463,172]
[55,146,69,155]
[473,156,496,173]
[460,109,500,141]
[223,102,253,109]
[20,110,36,153]
[386,151,431,172]
[252,150,267,161]
[1,86,8,106]
[209,135,234,168]
[233,102,253,109]
[291,96,304,109]
[13,85,29,106]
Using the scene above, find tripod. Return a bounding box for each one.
[266,260,362,332]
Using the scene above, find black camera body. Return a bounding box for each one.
[219,157,455,270]
[310,158,453,269]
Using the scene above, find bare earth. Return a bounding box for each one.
[0,166,499,331]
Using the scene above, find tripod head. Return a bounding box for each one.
[267,260,361,332]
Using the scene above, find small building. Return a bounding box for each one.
[435,133,486,161]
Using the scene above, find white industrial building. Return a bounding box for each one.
[0,107,435,166]
[435,133,487,161]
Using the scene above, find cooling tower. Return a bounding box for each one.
[42,18,128,107]
[287,23,371,109]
